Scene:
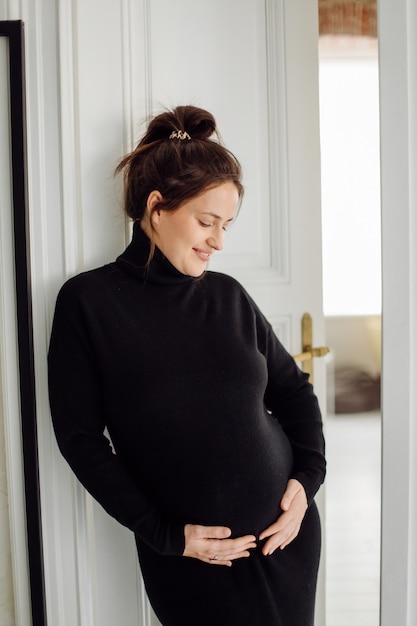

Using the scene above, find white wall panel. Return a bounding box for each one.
[23,1,83,621]
[73,0,127,268]
[149,0,289,280]
[379,0,417,623]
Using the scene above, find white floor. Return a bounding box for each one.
[325,412,381,626]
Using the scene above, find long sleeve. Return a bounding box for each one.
[252,301,326,503]
[48,278,185,556]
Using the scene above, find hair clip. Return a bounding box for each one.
[169,130,191,141]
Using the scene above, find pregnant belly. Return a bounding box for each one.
[142,416,294,538]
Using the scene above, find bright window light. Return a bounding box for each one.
[319,45,381,315]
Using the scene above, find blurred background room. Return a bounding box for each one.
[318,10,381,624]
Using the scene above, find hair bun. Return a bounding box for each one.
[176,105,217,140]
[141,105,218,145]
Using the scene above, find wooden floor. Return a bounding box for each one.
[325,412,381,626]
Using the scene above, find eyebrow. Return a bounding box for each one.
[201,212,234,222]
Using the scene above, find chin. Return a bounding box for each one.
[186,265,207,277]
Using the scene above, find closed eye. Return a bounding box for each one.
[198,220,213,228]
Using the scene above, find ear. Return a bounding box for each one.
[146,190,163,226]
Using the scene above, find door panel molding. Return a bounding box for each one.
[379,0,417,623]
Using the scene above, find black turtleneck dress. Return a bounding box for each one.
[48,224,326,626]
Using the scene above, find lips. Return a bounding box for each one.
[193,248,212,262]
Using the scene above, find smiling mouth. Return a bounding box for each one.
[193,248,212,261]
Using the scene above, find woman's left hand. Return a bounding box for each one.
[258,479,308,555]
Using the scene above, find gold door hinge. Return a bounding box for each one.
[292,313,330,383]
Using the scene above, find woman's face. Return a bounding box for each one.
[146,182,239,277]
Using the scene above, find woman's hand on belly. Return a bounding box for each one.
[183,524,256,567]
[258,479,308,555]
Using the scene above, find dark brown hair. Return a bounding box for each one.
[115,105,244,223]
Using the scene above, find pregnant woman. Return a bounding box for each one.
[48,104,326,626]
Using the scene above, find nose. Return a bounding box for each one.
[207,230,224,251]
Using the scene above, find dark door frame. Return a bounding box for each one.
[0,20,46,626]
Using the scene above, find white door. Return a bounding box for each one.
[16,0,326,624]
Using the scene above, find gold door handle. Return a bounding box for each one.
[293,347,330,363]
[292,313,330,383]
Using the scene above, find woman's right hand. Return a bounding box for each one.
[182,524,256,567]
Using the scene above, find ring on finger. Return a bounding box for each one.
[210,555,218,562]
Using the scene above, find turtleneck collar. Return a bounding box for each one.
[116,222,202,286]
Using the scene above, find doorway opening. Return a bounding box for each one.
[319,35,381,626]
